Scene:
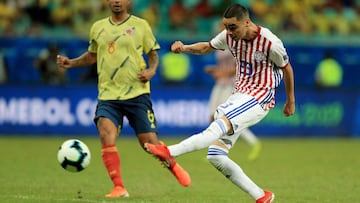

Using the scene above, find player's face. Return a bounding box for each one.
[223,17,248,41]
[107,0,131,14]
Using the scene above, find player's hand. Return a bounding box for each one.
[171,41,184,53]
[57,55,72,69]
[283,101,295,117]
[204,66,216,74]
[138,69,155,83]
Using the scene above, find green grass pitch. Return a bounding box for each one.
[0,136,359,203]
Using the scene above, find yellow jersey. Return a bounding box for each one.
[88,15,160,100]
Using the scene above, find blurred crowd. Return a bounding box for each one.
[0,0,359,39]
[0,0,107,38]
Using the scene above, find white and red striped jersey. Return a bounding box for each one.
[209,26,289,110]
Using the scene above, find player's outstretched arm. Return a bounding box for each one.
[282,62,295,117]
[171,41,214,55]
[57,51,97,69]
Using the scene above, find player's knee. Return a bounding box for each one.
[206,145,228,167]
[213,109,224,120]
[207,154,221,164]
[213,111,233,135]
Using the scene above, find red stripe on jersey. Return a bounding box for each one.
[253,34,261,87]
[244,41,253,95]
[232,32,279,110]
[267,40,273,87]
[234,38,241,87]
[255,39,272,102]
[250,37,265,95]
[247,40,254,78]
[251,38,266,102]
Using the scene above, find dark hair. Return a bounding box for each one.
[223,4,249,21]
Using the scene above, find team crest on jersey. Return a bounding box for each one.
[125,27,135,35]
[254,50,266,62]
[283,55,289,61]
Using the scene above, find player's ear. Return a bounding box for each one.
[245,19,250,27]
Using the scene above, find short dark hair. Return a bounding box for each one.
[223,4,249,21]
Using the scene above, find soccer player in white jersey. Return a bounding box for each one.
[145,4,295,203]
[206,21,262,162]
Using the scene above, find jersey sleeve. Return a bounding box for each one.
[209,30,227,50]
[142,20,160,54]
[269,39,289,68]
[87,22,98,53]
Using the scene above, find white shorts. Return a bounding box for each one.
[215,92,268,135]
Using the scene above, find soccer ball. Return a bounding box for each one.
[57,139,91,172]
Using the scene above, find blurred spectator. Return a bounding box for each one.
[311,4,332,36]
[314,52,343,88]
[139,1,160,32]
[262,0,284,32]
[0,53,8,84]
[161,51,190,85]
[193,0,214,18]
[249,0,270,23]
[73,0,108,38]
[0,0,358,40]
[0,0,17,36]
[213,0,234,16]
[24,0,52,26]
[33,43,67,85]
[353,5,360,33]
[51,0,74,27]
[344,4,360,33]
[24,0,52,36]
[328,2,351,35]
[281,0,312,35]
[168,0,194,31]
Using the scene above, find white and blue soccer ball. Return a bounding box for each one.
[57,139,91,172]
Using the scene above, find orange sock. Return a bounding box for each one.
[102,144,124,188]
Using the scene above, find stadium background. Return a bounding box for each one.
[0,0,359,137]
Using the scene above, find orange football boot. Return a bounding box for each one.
[144,142,191,187]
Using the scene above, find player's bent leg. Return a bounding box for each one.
[207,142,265,200]
[144,142,191,187]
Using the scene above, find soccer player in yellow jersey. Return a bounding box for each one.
[56,0,190,198]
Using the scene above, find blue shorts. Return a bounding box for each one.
[94,94,157,134]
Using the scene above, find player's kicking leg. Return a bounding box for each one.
[256,190,275,203]
[144,142,191,187]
